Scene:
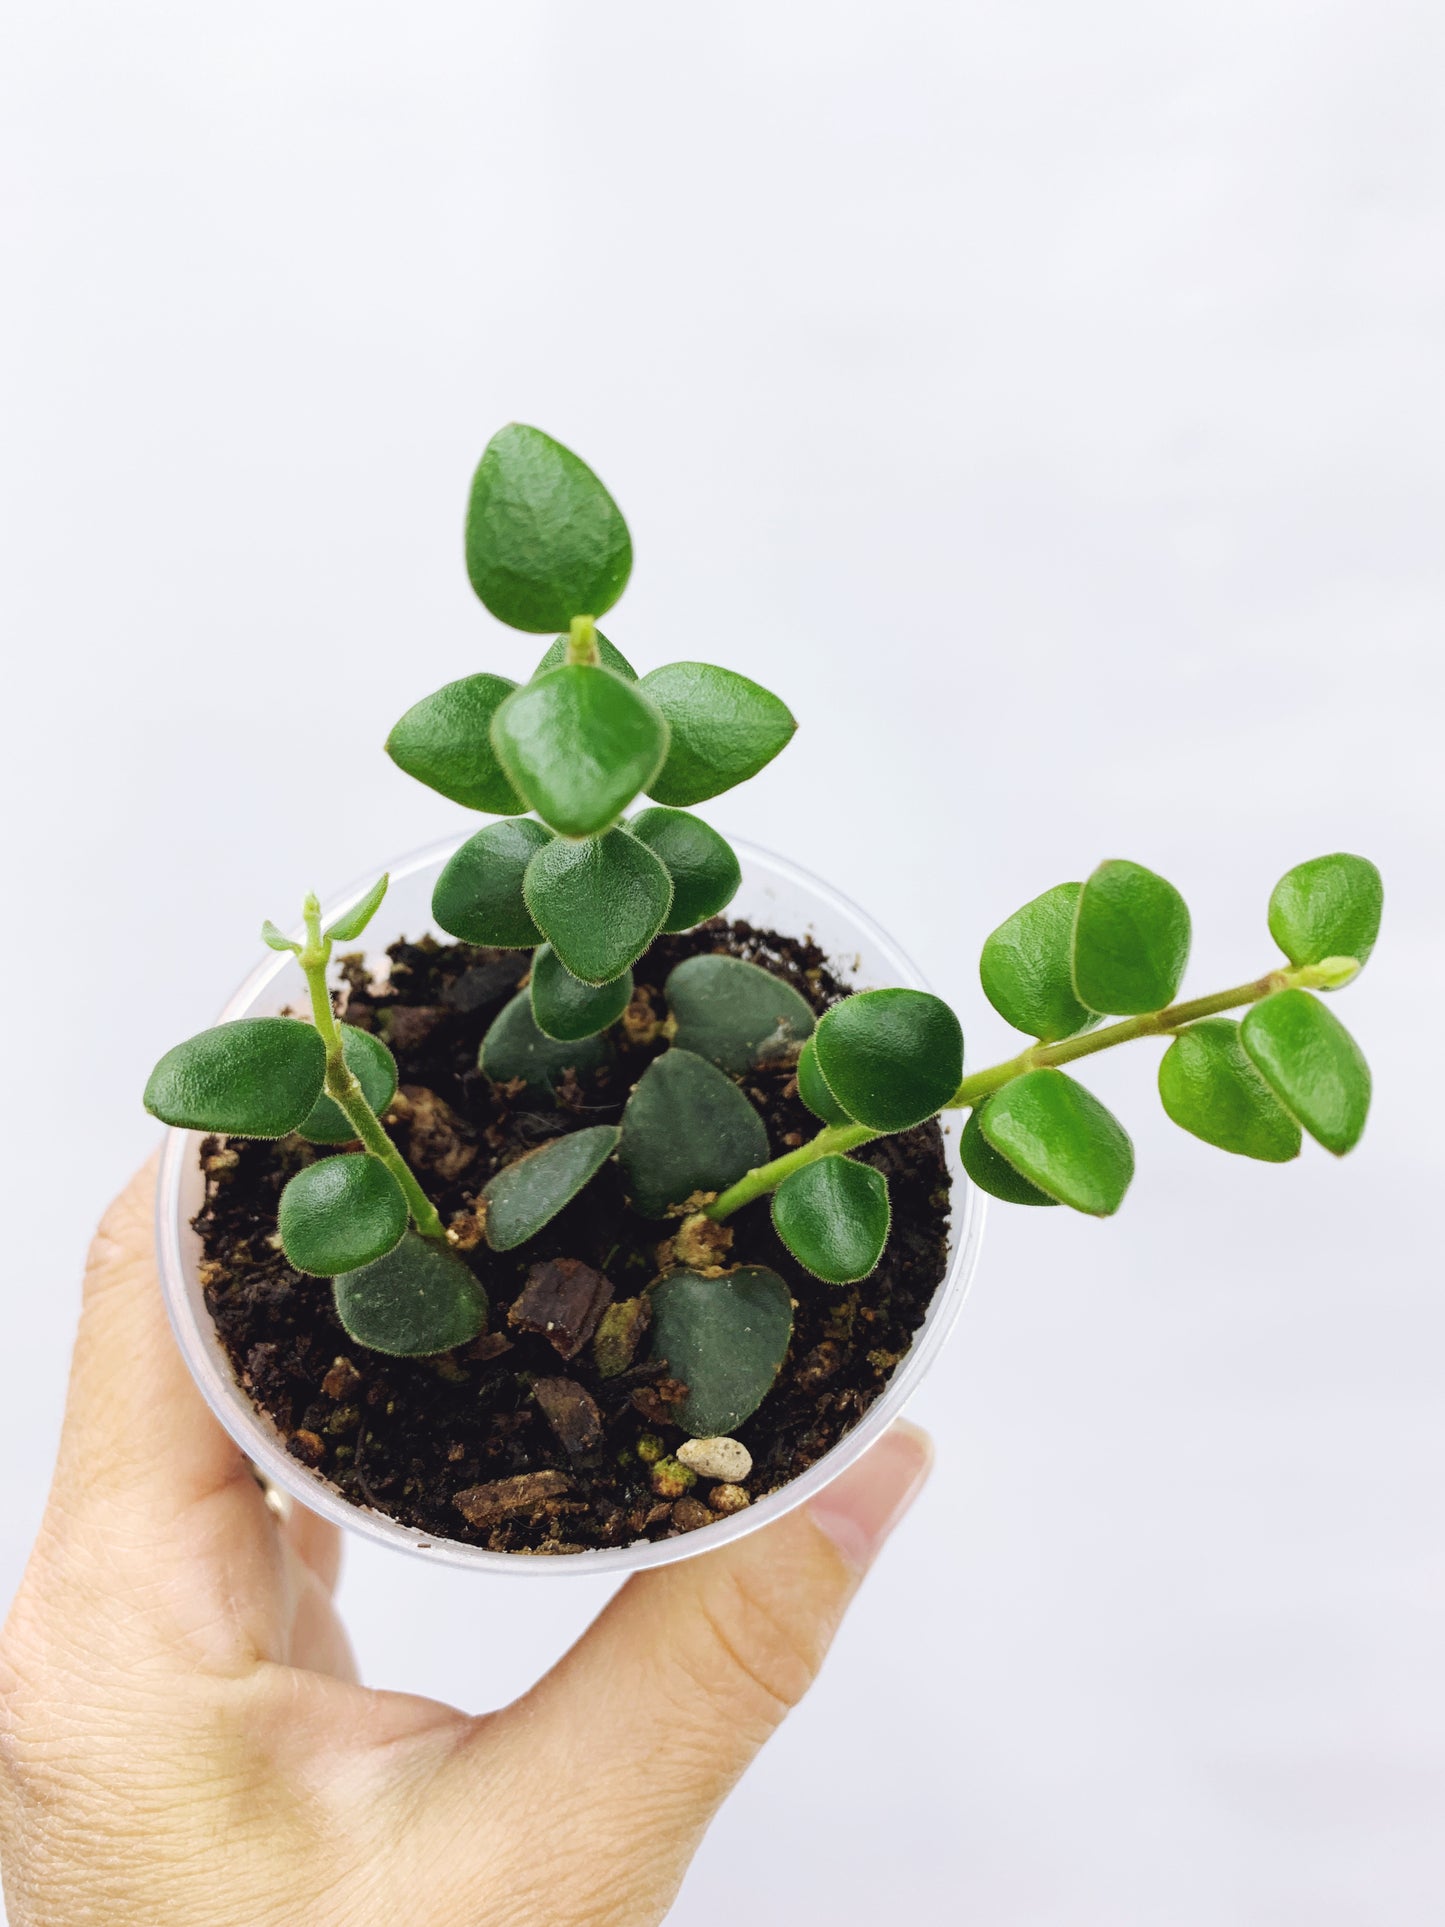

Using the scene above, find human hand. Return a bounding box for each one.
[0,1162,932,1926]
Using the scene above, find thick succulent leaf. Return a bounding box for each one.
[386,674,525,814]
[959,1103,1058,1206]
[480,990,614,1102]
[648,1266,794,1437]
[332,1231,488,1356]
[979,1068,1134,1215]
[298,1025,399,1145]
[979,881,1095,1042]
[490,664,669,838]
[481,1125,621,1251]
[1158,1018,1302,1163]
[771,1155,890,1284]
[639,662,796,805]
[523,828,672,984]
[812,988,962,1134]
[1240,989,1371,1156]
[796,1033,852,1125]
[1072,859,1191,1015]
[432,818,553,947]
[144,1019,326,1138]
[278,1153,408,1276]
[323,873,389,944]
[1268,853,1383,975]
[530,944,633,1042]
[533,631,638,682]
[464,423,632,632]
[261,919,300,954]
[618,1048,769,1218]
[664,954,815,1074]
[627,806,741,931]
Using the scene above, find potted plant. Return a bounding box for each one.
[146,425,1380,1567]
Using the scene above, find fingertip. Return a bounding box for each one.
[806,1419,933,1574]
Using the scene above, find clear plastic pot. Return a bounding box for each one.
[156,835,985,1575]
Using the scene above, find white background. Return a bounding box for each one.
[3,4,1443,1921]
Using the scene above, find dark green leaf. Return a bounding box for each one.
[298,1025,399,1145]
[386,675,525,814]
[1240,989,1371,1156]
[491,665,669,838]
[627,806,741,931]
[530,944,632,1042]
[523,828,672,984]
[464,423,632,633]
[812,988,962,1133]
[639,662,796,805]
[144,1019,326,1138]
[959,1103,1058,1206]
[796,1033,852,1125]
[332,1231,488,1356]
[480,990,614,1102]
[533,631,638,683]
[979,1068,1134,1215]
[1072,859,1192,1015]
[278,1153,408,1276]
[979,881,1095,1042]
[1158,1018,1302,1163]
[324,873,389,944]
[481,1125,620,1251]
[1268,853,1383,975]
[432,818,553,947]
[664,954,815,1074]
[771,1155,890,1283]
[261,919,300,954]
[648,1266,793,1437]
[618,1049,769,1218]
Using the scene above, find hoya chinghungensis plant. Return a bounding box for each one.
[146,424,1381,1444]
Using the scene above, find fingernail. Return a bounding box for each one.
[808,1420,933,1573]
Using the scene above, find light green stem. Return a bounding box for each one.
[566,614,600,666]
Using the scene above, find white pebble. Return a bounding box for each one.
[676,1435,753,1482]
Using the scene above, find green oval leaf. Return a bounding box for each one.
[261,919,300,955]
[481,1125,621,1251]
[1072,859,1192,1015]
[959,1103,1058,1206]
[464,423,632,633]
[386,675,525,814]
[324,873,390,944]
[144,1019,326,1138]
[1268,853,1383,976]
[772,1155,890,1284]
[619,1048,770,1218]
[627,806,741,931]
[1240,989,1371,1156]
[533,630,637,682]
[432,818,553,948]
[796,1033,852,1125]
[491,665,669,838]
[812,988,962,1134]
[523,827,672,984]
[980,881,1096,1042]
[648,1266,793,1437]
[332,1230,488,1356]
[480,990,615,1103]
[639,662,796,805]
[298,1025,399,1145]
[979,1068,1134,1216]
[664,954,815,1074]
[278,1153,408,1276]
[1158,1017,1302,1163]
[530,944,633,1042]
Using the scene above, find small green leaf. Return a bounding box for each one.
[533,631,638,682]
[480,990,614,1102]
[664,954,815,1074]
[481,1125,621,1251]
[490,665,669,838]
[261,920,300,954]
[144,1019,326,1138]
[980,882,1095,1042]
[298,1025,399,1145]
[332,1231,488,1356]
[772,1155,890,1284]
[627,806,742,931]
[386,674,525,814]
[278,1153,408,1276]
[1268,853,1383,976]
[1072,859,1192,1015]
[639,662,796,805]
[324,873,389,944]
[523,828,672,984]
[432,818,553,948]
[648,1266,793,1437]
[1240,989,1371,1156]
[796,1033,852,1125]
[1158,1018,1302,1163]
[812,988,963,1133]
[530,944,633,1042]
[465,423,632,633]
[618,1049,770,1218]
[959,1103,1058,1206]
[980,1069,1134,1215]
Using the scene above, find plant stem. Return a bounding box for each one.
[566,614,600,666]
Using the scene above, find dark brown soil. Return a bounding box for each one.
[195,920,951,1555]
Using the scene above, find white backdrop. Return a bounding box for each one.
[3,5,1442,1921]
